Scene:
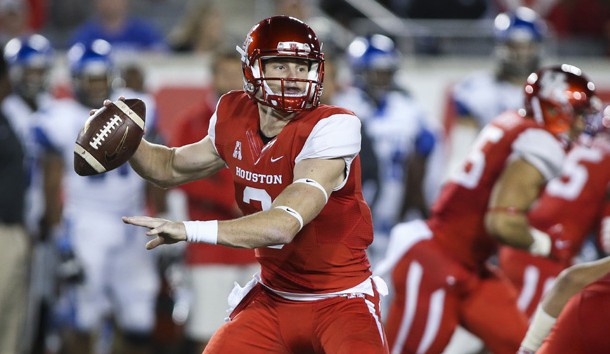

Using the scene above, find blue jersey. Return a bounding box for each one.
[452,71,524,127]
[69,17,168,54]
[2,92,55,234]
[334,88,436,233]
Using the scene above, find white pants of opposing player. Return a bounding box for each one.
[62,209,160,333]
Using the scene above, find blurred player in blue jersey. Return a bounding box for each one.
[35,39,160,354]
[447,6,546,175]
[334,33,440,266]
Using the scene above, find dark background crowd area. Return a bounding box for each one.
[3,0,610,58]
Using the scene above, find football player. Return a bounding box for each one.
[447,6,546,176]
[168,50,259,353]
[3,33,55,236]
[119,16,389,353]
[3,34,57,353]
[375,64,601,354]
[499,102,610,319]
[518,105,610,354]
[334,34,439,267]
[35,39,160,354]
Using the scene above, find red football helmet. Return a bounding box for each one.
[237,16,325,113]
[523,64,600,137]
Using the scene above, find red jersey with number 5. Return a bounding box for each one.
[209,91,374,293]
[428,111,565,269]
[528,139,610,261]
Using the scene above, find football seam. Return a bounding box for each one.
[114,100,145,130]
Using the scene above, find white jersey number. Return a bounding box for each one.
[545,147,602,200]
[452,125,504,189]
[242,186,284,249]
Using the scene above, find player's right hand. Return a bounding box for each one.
[122,215,187,250]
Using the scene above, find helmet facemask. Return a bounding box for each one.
[252,55,323,113]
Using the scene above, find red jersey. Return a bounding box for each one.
[210,91,374,294]
[528,138,610,262]
[170,98,256,265]
[538,273,610,354]
[428,111,565,269]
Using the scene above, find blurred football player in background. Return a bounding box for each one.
[321,57,380,223]
[0,38,29,354]
[499,102,610,319]
[3,33,55,236]
[2,33,59,354]
[119,15,389,353]
[334,33,439,266]
[446,6,546,177]
[168,49,258,354]
[35,39,160,354]
[68,0,168,54]
[517,105,610,354]
[375,64,601,354]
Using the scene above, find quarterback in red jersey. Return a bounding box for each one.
[499,126,610,318]
[119,16,387,353]
[375,64,601,354]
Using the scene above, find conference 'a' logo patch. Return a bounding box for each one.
[233,141,242,161]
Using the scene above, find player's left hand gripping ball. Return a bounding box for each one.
[74,98,146,176]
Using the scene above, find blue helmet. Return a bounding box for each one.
[3,34,54,100]
[494,7,545,43]
[67,39,114,78]
[67,40,115,108]
[347,34,400,72]
[4,34,54,68]
[494,7,545,80]
[347,34,402,102]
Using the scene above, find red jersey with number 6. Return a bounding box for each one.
[209,91,374,293]
[428,111,566,269]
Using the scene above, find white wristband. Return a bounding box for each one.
[183,220,218,244]
[520,305,557,352]
[274,206,304,231]
[529,228,551,257]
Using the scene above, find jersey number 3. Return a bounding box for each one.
[243,186,284,249]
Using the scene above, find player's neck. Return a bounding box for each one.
[258,105,293,138]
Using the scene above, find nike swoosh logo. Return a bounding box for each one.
[105,127,129,161]
[270,156,284,163]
